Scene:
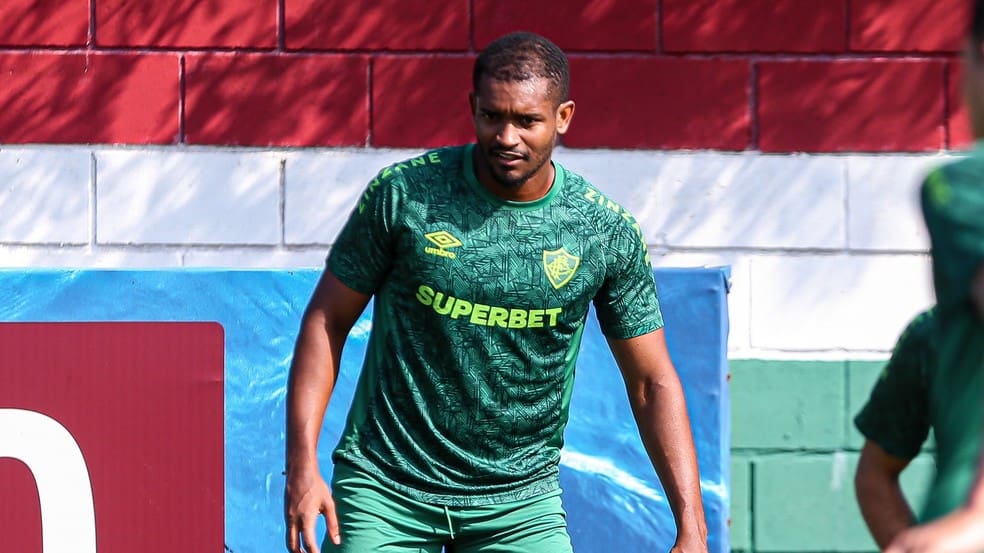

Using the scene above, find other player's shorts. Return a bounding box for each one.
[325,460,574,553]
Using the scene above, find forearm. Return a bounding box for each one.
[855,469,916,548]
[285,309,342,474]
[628,371,705,535]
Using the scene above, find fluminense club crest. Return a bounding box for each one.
[542,247,580,289]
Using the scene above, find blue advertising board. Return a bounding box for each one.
[0,268,729,552]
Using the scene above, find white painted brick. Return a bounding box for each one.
[0,148,90,244]
[182,248,328,268]
[846,154,962,251]
[750,255,934,351]
[651,252,751,354]
[555,150,847,249]
[0,245,182,268]
[285,149,425,245]
[654,154,846,249]
[96,150,281,245]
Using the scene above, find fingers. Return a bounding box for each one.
[301,513,322,553]
[286,520,302,553]
[325,495,342,546]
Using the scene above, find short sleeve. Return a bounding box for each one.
[593,215,663,339]
[326,170,400,295]
[853,311,934,459]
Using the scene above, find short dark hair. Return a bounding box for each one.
[973,0,984,43]
[473,32,570,104]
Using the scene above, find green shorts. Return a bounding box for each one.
[326,461,574,553]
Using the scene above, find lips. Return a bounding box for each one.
[491,150,526,167]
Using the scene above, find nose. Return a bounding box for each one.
[495,122,520,148]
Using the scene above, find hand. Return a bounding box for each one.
[284,469,340,553]
[670,528,708,553]
[885,507,984,553]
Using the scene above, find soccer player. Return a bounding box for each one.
[882,1,984,550]
[283,32,708,553]
[854,309,935,549]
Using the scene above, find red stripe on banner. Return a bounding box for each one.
[0,322,224,553]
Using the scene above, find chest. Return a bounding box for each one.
[392,205,605,311]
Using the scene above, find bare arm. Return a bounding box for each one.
[884,423,984,553]
[855,440,916,548]
[884,457,984,553]
[607,328,707,552]
[284,269,370,553]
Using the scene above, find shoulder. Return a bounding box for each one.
[896,308,936,347]
[359,146,465,211]
[559,165,645,240]
[376,146,464,188]
[885,308,936,380]
[923,153,984,209]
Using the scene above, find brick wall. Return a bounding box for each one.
[0,0,973,150]
[1,1,970,552]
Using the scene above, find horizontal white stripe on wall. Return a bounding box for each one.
[0,145,957,355]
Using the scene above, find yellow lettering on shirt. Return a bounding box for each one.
[414,285,562,329]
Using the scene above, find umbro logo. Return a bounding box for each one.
[424,230,463,259]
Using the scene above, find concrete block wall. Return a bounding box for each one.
[0,0,973,149]
[1,1,969,551]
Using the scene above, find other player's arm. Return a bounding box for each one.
[285,269,371,553]
[855,440,916,548]
[884,455,984,553]
[607,329,708,553]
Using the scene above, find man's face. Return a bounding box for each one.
[963,38,984,140]
[470,76,574,190]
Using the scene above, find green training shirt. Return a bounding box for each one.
[326,145,663,506]
[919,149,984,521]
[854,309,935,460]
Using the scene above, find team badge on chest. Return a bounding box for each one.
[543,247,580,289]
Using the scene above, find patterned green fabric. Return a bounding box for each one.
[854,309,935,460]
[919,149,984,521]
[327,144,663,506]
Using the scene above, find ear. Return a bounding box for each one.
[555,100,575,135]
[469,91,478,117]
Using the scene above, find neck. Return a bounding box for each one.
[472,147,555,202]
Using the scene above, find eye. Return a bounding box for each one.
[518,116,538,128]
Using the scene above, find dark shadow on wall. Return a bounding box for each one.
[847,2,966,53]
[183,53,369,147]
[369,55,476,148]
[0,1,88,47]
[0,51,179,144]
[94,0,277,49]
[283,0,469,51]
[472,0,657,51]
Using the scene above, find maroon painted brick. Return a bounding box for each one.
[0,0,88,46]
[372,56,475,148]
[564,57,750,149]
[663,0,845,53]
[948,61,974,148]
[96,0,276,48]
[474,0,657,51]
[185,54,369,147]
[758,61,946,152]
[850,0,968,52]
[0,52,179,144]
[286,0,468,51]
